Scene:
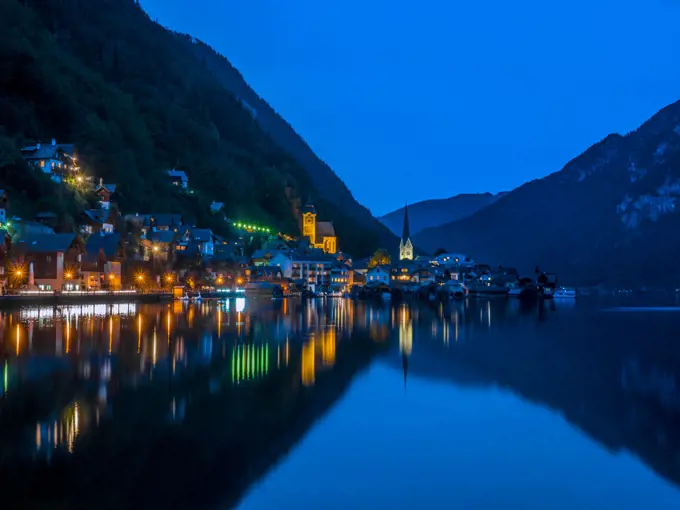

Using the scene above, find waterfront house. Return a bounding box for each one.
[269,252,293,277]
[166,169,188,189]
[82,233,124,289]
[13,233,82,290]
[391,261,419,284]
[411,267,436,284]
[290,251,334,290]
[141,229,175,262]
[20,139,76,181]
[251,265,283,282]
[367,266,391,286]
[330,263,352,292]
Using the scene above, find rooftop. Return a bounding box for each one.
[14,233,76,253]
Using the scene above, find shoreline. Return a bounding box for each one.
[0,292,173,308]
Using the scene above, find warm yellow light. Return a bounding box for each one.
[216,277,224,285]
[137,275,144,281]
[236,277,243,285]
[153,245,159,252]
[76,176,83,183]
[165,274,173,282]
[65,272,72,279]
[15,270,22,277]
[109,273,115,279]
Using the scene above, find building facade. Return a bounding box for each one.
[301,200,337,254]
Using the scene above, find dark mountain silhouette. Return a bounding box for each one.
[0,0,394,256]
[379,192,505,237]
[415,100,680,287]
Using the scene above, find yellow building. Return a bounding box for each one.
[301,200,337,254]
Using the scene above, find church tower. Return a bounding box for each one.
[302,199,317,245]
[399,203,414,260]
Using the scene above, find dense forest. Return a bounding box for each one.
[0,0,394,256]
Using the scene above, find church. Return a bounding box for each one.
[399,203,414,260]
[301,200,338,254]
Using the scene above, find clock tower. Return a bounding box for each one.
[302,199,317,245]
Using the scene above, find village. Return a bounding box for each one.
[0,138,559,301]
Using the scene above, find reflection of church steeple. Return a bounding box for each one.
[402,352,408,391]
[399,203,414,260]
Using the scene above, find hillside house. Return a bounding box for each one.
[95,180,117,210]
[20,139,77,181]
[13,233,82,290]
[166,169,188,189]
[176,227,214,258]
[80,209,115,236]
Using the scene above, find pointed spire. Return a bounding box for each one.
[402,202,410,242]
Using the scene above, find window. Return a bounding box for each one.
[40,160,45,168]
[46,255,52,263]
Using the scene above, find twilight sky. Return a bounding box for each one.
[142,0,680,216]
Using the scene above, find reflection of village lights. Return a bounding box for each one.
[235,297,246,313]
[3,360,7,395]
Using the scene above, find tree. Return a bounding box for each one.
[368,248,391,268]
[433,247,447,256]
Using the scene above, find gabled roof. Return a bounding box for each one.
[96,184,117,194]
[142,214,183,228]
[189,228,213,242]
[20,142,75,160]
[83,209,110,224]
[85,233,121,258]
[167,169,188,180]
[316,221,335,238]
[368,265,392,273]
[291,250,334,263]
[14,233,76,253]
[149,230,175,243]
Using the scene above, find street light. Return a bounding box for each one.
[153,245,159,253]
[65,272,72,279]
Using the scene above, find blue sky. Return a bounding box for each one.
[142,0,680,216]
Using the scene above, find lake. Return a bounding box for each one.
[1,296,680,509]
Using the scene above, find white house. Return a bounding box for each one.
[20,139,76,182]
[367,266,391,285]
[269,252,293,278]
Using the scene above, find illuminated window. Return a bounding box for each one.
[40,160,45,168]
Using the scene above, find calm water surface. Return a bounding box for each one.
[1,297,680,509]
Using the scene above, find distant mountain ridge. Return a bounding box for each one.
[379,192,506,237]
[415,99,680,287]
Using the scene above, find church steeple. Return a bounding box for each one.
[399,203,414,260]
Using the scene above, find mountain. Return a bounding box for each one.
[0,0,395,256]
[415,100,680,287]
[379,193,505,237]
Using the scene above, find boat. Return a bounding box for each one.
[443,281,468,300]
[245,281,283,298]
[468,278,509,297]
[554,287,577,298]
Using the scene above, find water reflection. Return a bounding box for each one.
[0,298,679,509]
